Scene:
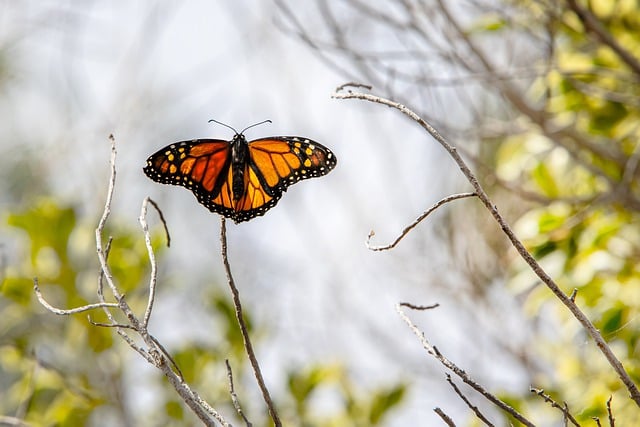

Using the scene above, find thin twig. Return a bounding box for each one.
[434,408,457,426]
[607,396,615,427]
[399,302,440,311]
[220,217,281,427]
[33,278,119,315]
[95,135,125,303]
[367,192,477,251]
[140,197,159,329]
[396,304,536,426]
[530,387,580,426]
[446,375,495,426]
[88,317,137,330]
[334,87,640,407]
[335,81,373,91]
[226,359,252,426]
[569,288,578,302]
[147,197,171,247]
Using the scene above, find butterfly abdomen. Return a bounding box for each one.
[231,134,250,202]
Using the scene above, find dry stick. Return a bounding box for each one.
[139,197,158,329]
[399,302,440,311]
[396,303,535,427]
[446,375,495,427]
[530,388,580,427]
[220,217,282,427]
[607,396,615,427]
[96,236,150,363]
[146,197,171,247]
[225,359,253,427]
[33,278,119,314]
[333,87,640,407]
[434,408,457,427]
[367,192,477,251]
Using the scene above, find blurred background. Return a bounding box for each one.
[2,1,640,426]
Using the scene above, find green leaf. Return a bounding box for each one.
[1,276,33,305]
[532,162,559,197]
[600,306,623,335]
[368,384,406,424]
[165,399,184,420]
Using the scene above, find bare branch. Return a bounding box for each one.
[336,88,640,407]
[95,135,125,303]
[569,288,578,302]
[226,359,252,427]
[88,316,137,330]
[396,303,535,426]
[139,197,159,329]
[530,387,580,426]
[33,278,119,315]
[146,197,171,247]
[335,81,373,92]
[367,192,477,251]
[399,302,440,311]
[434,407,457,426]
[446,375,495,426]
[220,217,281,426]
[607,396,615,427]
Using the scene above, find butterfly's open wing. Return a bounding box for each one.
[143,139,238,218]
[144,135,337,223]
[248,137,337,191]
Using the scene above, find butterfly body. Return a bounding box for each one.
[144,131,336,223]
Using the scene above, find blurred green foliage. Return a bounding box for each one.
[479,0,640,423]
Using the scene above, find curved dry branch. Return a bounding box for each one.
[33,278,119,314]
[334,86,640,407]
[366,192,477,251]
[139,196,159,329]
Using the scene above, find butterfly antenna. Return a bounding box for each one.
[240,119,272,134]
[208,119,238,134]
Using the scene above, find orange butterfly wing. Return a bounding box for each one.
[143,139,238,218]
[144,136,337,222]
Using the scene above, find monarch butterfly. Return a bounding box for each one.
[143,120,337,223]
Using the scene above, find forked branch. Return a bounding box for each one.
[34,135,228,427]
[396,303,535,426]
